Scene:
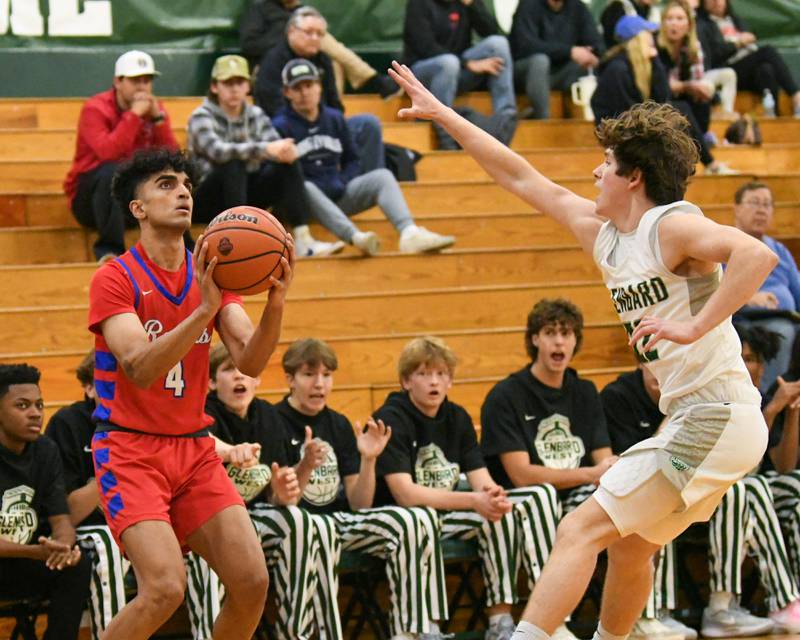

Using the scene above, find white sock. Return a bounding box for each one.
[512,621,550,640]
[593,622,629,640]
[293,224,312,242]
[709,591,733,612]
[490,613,513,626]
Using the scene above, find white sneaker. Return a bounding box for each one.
[399,226,455,254]
[352,230,381,255]
[700,605,774,638]
[704,162,740,176]
[484,614,515,640]
[294,237,345,258]
[551,624,580,640]
[629,617,684,640]
[659,613,698,640]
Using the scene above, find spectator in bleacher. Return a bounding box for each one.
[601,366,695,640]
[254,6,385,174]
[273,59,455,255]
[182,343,324,640]
[45,351,132,640]
[401,0,516,149]
[696,0,800,118]
[64,50,178,263]
[590,15,736,175]
[275,338,448,640]
[480,298,615,640]
[657,0,719,147]
[600,0,661,50]
[239,0,400,98]
[732,181,800,392]
[374,336,552,640]
[701,325,800,637]
[509,0,604,120]
[0,364,91,640]
[187,54,342,257]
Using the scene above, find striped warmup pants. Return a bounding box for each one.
[708,474,800,612]
[561,483,677,617]
[768,470,800,581]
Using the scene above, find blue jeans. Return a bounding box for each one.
[347,113,384,173]
[410,35,516,115]
[514,53,585,119]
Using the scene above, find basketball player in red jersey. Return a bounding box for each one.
[87,148,294,639]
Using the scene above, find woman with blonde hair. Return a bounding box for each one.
[591,15,735,174]
[658,0,737,127]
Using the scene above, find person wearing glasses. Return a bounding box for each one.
[733,181,800,392]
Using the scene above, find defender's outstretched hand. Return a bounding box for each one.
[388,61,447,122]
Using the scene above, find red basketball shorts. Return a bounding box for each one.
[91,430,244,551]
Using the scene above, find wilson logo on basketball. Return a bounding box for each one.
[208,211,259,227]
[217,237,234,256]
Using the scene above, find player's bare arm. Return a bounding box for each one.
[630,214,778,350]
[100,241,223,388]
[388,61,603,252]
[218,237,295,378]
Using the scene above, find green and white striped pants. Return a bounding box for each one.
[767,470,800,582]
[709,474,800,612]
[76,524,130,640]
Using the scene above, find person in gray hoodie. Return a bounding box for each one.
[187,54,343,257]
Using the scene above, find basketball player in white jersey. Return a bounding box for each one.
[387,61,779,640]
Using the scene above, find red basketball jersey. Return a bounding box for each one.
[88,243,243,436]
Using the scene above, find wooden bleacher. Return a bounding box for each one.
[0,91,799,431]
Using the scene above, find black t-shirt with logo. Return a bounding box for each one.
[0,437,68,545]
[206,392,291,505]
[600,369,664,454]
[276,398,360,514]
[45,397,106,527]
[480,367,610,489]
[373,391,485,506]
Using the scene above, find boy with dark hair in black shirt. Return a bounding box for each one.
[480,298,615,640]
[277,337,445,640]
[0,363,91,640]
[375,336,553,640]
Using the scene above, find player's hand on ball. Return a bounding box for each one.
[193,234,222,314]
[268,234,295,306]
[271,462,301,504]
[355,418,392,460]
[389,61,447,122]
[227,442,262,468]
[629,315,700,352]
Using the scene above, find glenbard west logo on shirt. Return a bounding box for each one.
[534,414,586,469]
[415,443,460,490]
[0,486,37,544]
[227,463,272,502]
[302,440,340,506]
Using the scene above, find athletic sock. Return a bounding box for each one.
[512,621,550,640]
[709,591,733,612]
[592,622,629,640]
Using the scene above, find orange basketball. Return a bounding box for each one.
[203,206,287,296]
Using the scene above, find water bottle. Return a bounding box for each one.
[762,89,776,118]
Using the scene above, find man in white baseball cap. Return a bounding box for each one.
[64,50,177,263]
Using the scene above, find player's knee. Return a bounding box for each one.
[140,573,187,612]
[227,561,268,605]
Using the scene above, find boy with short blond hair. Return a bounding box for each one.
[374,336,557,640]
[277,337,445,640]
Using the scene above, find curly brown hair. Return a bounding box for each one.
[525,299,584,362]
[596,101,698,205]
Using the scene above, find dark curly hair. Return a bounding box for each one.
[111,148,196,216]
[525,298,584,361]
[596,102,698,205]
[0,364,41,400]
[734,324,781,364]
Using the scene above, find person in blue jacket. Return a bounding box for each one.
[272,59,455,255]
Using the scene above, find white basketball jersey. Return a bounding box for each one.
[593,200,759,413]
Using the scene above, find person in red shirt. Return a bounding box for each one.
[87,147,294,639]
[64,51,178,263]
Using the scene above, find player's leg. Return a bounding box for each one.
[100,520,188,640]
[186,504,268,639]
[184,551,224,640]
[77,525,131,640]
[250,504,323,640]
